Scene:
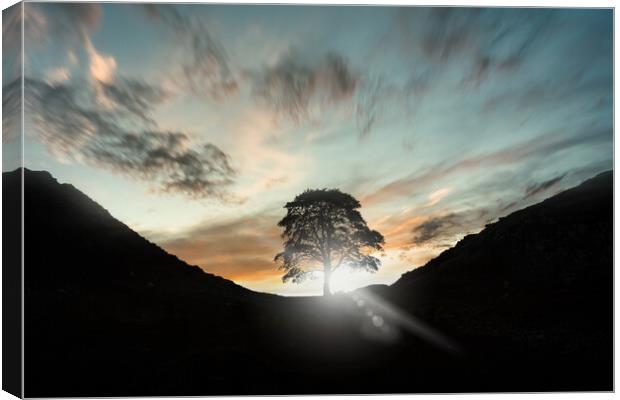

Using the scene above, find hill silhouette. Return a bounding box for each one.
[375,171,613,391]
[7,168,612,396]
[18,169,247,294]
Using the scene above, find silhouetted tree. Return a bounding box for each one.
[275,189,385,296]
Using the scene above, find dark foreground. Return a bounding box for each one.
[6,168,613,397]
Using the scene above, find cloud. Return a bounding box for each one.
[142,4,238,100]
[363,128,611,206]
[23,3,102,47]
[85,37,117,84]
[2,78,21,143]
[154,212,283,281]
[373,214,427,252]
[2,3,23,63]
[412,208,489,247]
[396,8,552,87]
[524,174,566,199]
[140,5,396,139]
[98,78,170,124]
[19,76,236,199]
[45,67,71,85]
[410,163,610,247]
[412,213,462,246]
[252,50,358,123]
[50,3,102,38]
[67,50,78,66]
[426,187,452,207]
[81,37,121,110]
[354,69,433,140]
[251,49,407,140]
[17,4,116,90]
[353,75,395,139]
[417,8,481,62]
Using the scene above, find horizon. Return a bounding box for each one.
[2,4,613,295]
[3,165,613,298]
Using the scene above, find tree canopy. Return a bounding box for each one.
[275,189,384,295]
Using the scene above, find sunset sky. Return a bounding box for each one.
[3,4,613,295]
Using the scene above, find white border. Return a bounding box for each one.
[0,1,615,400]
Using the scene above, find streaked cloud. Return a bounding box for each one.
[140,5,389,138]
[45,67,71,85]
[21,76,236,199]
[524,174,566,199]
[411,209,488,247]
[426,187,452,207]
[23,3,102,48]
[85,37,116,84]
[251,50,358,123]
[99,78,170,124]
[393,8,552,87]
[142,4,239,100]
[363,128,610,206]
[2,77,21,143]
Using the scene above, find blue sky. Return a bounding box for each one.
[2,4,613,295]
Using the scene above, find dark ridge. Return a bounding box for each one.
[8,167,246,294]
[395,170,612,288]
[2,168,22,398]
[381,170,613,391]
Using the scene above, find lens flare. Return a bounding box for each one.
[349,290,462,354]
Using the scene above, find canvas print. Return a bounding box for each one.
[2,3,613,397]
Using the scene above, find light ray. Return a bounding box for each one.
[350,289,463,354]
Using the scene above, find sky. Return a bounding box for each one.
[2,4,613,295]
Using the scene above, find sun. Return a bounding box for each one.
[329,266,374,293]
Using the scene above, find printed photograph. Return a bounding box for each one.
[2,3,613,397]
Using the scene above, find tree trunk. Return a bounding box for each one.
[323,269,332,296]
